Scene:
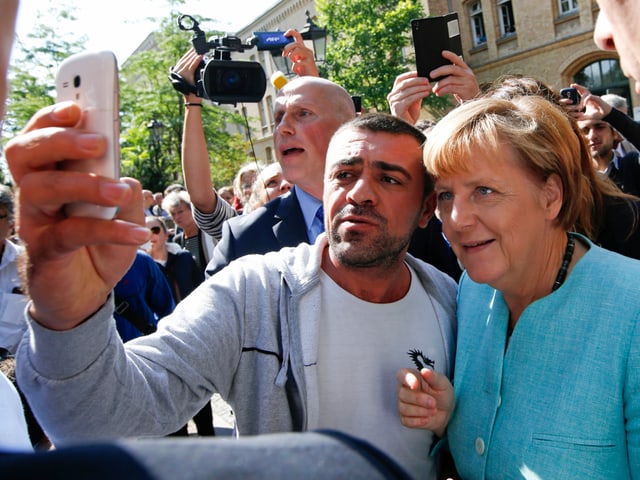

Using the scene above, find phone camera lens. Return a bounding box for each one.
[73,75,81,88]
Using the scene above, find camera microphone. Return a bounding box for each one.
[270,71,288,90]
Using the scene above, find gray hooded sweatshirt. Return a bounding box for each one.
[17,235,457,449]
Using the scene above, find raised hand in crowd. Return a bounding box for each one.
[559,83,612,121]
[429,50,480,101]
[171,48,219,215]
[171,47,201,89]
[4,102,149,331]
[563,82,640,152]
[282,29,320,77]
[387,50,480,125]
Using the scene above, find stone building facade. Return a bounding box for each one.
[450,0,636,114]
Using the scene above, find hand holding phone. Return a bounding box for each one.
[412,13,463,82]
[560,87,580,105]
[55,50,120,219]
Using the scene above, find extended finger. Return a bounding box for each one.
[420,368,451,392]
[397,368,422,389]
[398,398,436,419]
[388,82,432,102]
[116,177,145,226]
[5,128,107,183]
[283,28,303,43]
[441,49,466,66]
[393,71,419,86]
[20,102,83,133]
[18,171,133,219]
[399,415,433,429]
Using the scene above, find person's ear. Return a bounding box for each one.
[611,127,623,148]
[543,173,563,220]
[417,192,436,229]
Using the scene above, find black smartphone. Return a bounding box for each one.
[411,13,463,82]
[351,95,362,113]
[560,87,580,105]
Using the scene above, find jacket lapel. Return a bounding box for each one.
[272,190,309,247]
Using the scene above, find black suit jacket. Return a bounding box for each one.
[408,216,462,282]
[608,151,640,197]
[206,189,308,276]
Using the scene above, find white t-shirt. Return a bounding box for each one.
[315,266,446,480]
[0,371,32,451]
[0,239,28,353]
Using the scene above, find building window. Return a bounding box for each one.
[497,0,516,36]
[258,100,268,135]
[558,0,578,15]
[265,146,273,163]
[573,58,632,109]
[469,1,487,46]
[266,95,275,131]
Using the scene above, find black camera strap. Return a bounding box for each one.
[114,295,157,336]
[169,70,200,97]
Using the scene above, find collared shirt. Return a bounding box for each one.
[294,186,323,243]
[605,153,621,175]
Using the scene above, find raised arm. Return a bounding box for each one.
[173,49,218,214]
[4,102,148,330]
[566,83,640,150]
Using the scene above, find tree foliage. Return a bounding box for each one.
[2,6,84,141]
[2,3,250,192]
[316,0,453,115]
[117,13,250,192]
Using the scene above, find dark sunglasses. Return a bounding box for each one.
[149,226,162,235]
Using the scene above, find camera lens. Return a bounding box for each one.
[221,70,242,91]
[73,75,81,88]
[201,60,266,104]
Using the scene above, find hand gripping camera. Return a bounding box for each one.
[172,14,267,104]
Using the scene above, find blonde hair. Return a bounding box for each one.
[233,162,260,204]
[424,95,633,239]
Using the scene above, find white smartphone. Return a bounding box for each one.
[55,50,120,219]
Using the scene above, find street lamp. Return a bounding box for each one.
[299,10,327,64]
[146,119,164,144]
[146,119,165,179]
[270,49,294,78]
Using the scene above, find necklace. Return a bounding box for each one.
[551,233,575,292]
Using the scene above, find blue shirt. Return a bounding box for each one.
[294,186,323,243]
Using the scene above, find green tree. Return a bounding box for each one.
[2,3,250,192]
[118,13,250,192]
[316,0,453,115]
[3,5,85,139]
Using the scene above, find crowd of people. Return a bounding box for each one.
[2,0,640,478]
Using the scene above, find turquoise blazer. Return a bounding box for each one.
[448,236,640,479]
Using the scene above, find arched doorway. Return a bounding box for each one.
[573,58,633,109]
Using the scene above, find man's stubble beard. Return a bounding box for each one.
[327,205,418,270]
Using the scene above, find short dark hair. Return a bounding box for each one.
[332,113,432,198]
[336,112,426,146]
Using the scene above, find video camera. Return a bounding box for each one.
[175,14,267,104]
